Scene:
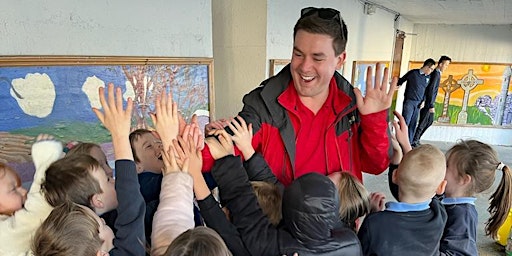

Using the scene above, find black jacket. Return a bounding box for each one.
[358,198,447,256]
[212,155,362,256]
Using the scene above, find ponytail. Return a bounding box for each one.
[486,164,512,239]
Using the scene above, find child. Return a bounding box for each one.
[42,154,118,218]
[0,134,63,255]
[250,181,282,226]
[33,83,146,255]
[206,129,362,255]
[66,142,114,177]
[165,226,231,256]
[0,163,27,216]
[32,201,115,255]
[64,142,118,232]
[440,140,512,255]
[150,117,230,256]
[387,110,413,201]
[328,171,371,230]
[358,144,447,255]
[191,117,284,255]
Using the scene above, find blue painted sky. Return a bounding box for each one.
[0,65,209,131]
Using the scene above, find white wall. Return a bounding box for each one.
[0,0,212,57]
[411,24,512,63]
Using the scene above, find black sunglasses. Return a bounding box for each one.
[300,7,345,39]
[301,7,340,21]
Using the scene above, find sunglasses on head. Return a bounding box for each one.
[301,7,340,21]
[300,7,345,38]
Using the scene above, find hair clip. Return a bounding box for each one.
[63,141,80,153]
[497,162,506,171]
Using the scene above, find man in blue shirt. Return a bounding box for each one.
[398,58,436,143]
[412,56,451,147]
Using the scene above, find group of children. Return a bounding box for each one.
[1,83,511,256]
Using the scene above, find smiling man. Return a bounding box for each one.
[212,7,396,186]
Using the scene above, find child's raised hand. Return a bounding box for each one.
[92,83,133,160]
[369,192,386,213]
[205,130,234,160]
[227,116,255,159]
[92,83,133,139]
[150,89,179,148]
[389,128,403,165]
[392,110,412,153]
[174,129,203,176]
[161,143,189,175]
[183,117,205,151]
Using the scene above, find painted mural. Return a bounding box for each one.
[0,57,213,182]
[409,61,512,127]
[351,61,390,97]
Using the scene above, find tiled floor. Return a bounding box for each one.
[362,140,512,256]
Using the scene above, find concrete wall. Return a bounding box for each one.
[0,0,212,57]
[212,0,267,119]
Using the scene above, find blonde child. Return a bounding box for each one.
[165,226,231,256]
[33,83,145,255]
[0,134,63,255]
[328,171,387,231]
[358,144,447,255]
[440,140,512,255]
[33,201,114,255]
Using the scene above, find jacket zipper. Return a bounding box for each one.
[326,104,357,173]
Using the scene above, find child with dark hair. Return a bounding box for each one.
[440,140,512,255]
[64,141,117,232]
[0,134,63,255]
[33,83,145,255]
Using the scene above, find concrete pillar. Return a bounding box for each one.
[212,0,267,119]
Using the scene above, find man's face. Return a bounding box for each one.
[291,30,345,101]
[0,170,27,215]
[438,60,450,72]
[133,133,164,173]
[424,65,435,75]
[90,167,118,214]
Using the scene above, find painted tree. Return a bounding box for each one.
[122,65,178,129]
[122,64,209,129]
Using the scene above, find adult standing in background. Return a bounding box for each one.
[412,56,451,147]
[203,7,397,186]
[398,58,436,143]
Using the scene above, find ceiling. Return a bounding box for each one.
[361,0,512,25]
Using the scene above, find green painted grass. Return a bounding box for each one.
[10,121,111,144]
[434,103,492,125]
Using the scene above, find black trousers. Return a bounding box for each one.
[412,107,434,146]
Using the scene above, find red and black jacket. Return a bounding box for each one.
[203,65,391,185]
